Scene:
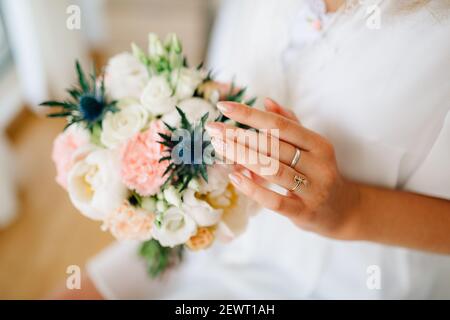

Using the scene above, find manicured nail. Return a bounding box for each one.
[217,102,233,113]
[228,173,242,185]
[205,122,224,135]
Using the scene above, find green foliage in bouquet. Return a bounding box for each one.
[39,61,118,132]
[139,239,183,277]
[158,108,212,192]
[132,33,186,77]
[215,82,257,129]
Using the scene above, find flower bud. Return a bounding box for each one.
[188,178,201,192]
[131,43,147,64]
[165,33,182,53]
[163,186,182,208]
[156,199,168,213]
[148,33,165,58]
[141,196,157,212]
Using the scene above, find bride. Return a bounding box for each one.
[55,0,450,299]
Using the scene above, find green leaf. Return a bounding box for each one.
[245,97,257,106]
[76,60,89,92]
[40,101,76,109]
[47,112,72,118]
[199,112,209,127]
[158,140,175,148]
[91,63,97,94]
[100,75,106,98]
[67,88,82,100]
[158,132,172,142]
[199,165,208,183]
[90,122,103,146]
[159,156,171,162]
[139,239,183,278]
[176,106,192,131]
[163,121,176,132]
[128,191,142,207]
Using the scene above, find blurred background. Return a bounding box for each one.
[0,0,219,299]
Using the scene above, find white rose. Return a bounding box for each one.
[152,207,197,247]
[105,52,148,100]
[197,165,230,195]
[161,97,219,127]
[163,186,182,208]
[140,76,177,115]
[182,189,222,227]
[171,68,204,100]
[100,102,149,149]
[67,149,127,221]
[215,190,256,243]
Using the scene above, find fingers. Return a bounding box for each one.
[264,98,299,123]
[228,171,303,219]
[206,122,317,177]
[211,136,306,193]
[233,164,268,186]
[216,101,322,151]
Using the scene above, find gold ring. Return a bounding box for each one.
[290,175,308,192]
[290,148,301,169]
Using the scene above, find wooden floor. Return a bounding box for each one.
[0,111,113,299]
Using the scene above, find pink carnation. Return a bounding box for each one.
[52,126,90,189]
[102,201,154,241]
[121,120,169,196]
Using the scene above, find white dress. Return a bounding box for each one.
[87,0,450,299]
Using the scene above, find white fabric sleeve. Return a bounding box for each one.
[86,241,157,299]
[86,240,255,300]
[403,110,450,200]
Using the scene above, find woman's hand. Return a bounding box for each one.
[205,98,361,240]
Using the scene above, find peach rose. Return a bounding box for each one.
[120,120,169,196]
[52,126,90,189]
[186,227,215,251]
[102,201,154,241]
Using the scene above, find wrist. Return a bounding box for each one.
[334,179,364,241]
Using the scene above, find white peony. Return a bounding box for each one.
[152,206,197,247]
[67,149,127,221]
[171,68,204,100]
[161,97,219,127]
[140,75,177,115]
[197,165,230,195]
[105,52,148,100]
[215,189,255,243]
[100,102,149,149]
[182,189,223,227]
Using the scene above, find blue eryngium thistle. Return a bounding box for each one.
[39,60,117,131]
[158,107,214,192]
[79,95,104,121]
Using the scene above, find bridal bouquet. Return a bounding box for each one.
[41,33,256,277]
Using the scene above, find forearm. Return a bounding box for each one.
[350,183,450,254]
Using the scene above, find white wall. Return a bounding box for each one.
[2,0,91,112]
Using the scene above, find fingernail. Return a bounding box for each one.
[205,122,224,135]
[229,173,242,185]
[217,102,233,113]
